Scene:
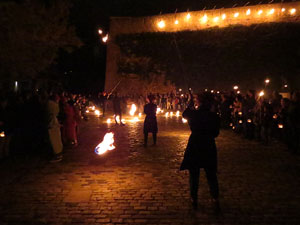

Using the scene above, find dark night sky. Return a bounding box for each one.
[61,0,293,92]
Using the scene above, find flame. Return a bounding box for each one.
[156,107,161,114]
[273,114,278,119]
[102,34,108,43]
[268,9,275,15]
[239,120,243,124]
[238,112,243,116]
[259,91,264,97]
[165,112,169,117]
[246,9,251,15]
[278,124,284,129]
[86,110,89,113]
[131,117,139,122]
[186,13,191,20]
[95,132,115,155]
[201,14,208,23]
[247,119,252,123]
[98,29,103,35]
[0,131,5,138]
[121,119,126,124]
[95,110,100,116]
[176,111,180,117]
[229,123,233,127]
[138,113,142,117]
[106,118,112,124]
[182,118,187,123]
[234,12,239,18]
[129,104,137,116]
[170,112,173,117]
[116,115,120,123]
[258,10,263,15]
[158,20,165,28]
[92,106,95,110]
[282,8,286,12]
[222,14,226,20]
[175,20,179,25]
[290,8,296,15]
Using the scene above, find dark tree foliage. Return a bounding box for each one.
[0,0,82,80]
[116,23,300,91]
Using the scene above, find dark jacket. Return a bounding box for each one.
[180,107,220,171]
[143,103,158,133]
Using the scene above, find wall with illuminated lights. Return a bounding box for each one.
[105,1,300,92]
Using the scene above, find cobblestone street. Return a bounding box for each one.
[0,114,300,225]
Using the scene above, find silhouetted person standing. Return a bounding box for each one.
[180,93,220,211]
[143,95,157,147]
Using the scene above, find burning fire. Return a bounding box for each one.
[182,118,187,123]
[131,117,139,122]
[116,115,120,123]
[170,112,173,117]
[138,113,142,117]
[94,132,115,155]
[0,131,5,138]
[247,119,252,123]
[95,110,100,116]
[278,124,284,129]
[156,107,161,114]
[129,104,137,116]
[165,112,169,117]
[106,118,112,124]
[176,111,180,117]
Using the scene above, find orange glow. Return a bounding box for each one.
[258,10,263,15]
[158,20,166,28]
[213,17,219,22]
[176,111,180,117]
[95,110,100,116]
[129,104,137,116]
[165,112,169,117]
[201,14,208,23]
[182,118,187,123]
[102,34,108,43]
[222,14,226,20]
[175,20,179,24]
[131,117,139,122]
[268,9,275,15]
[278,124,284,129]
[0,131,5,138]
[246,9,251,15]
[234,12,239,18]
[95,132,115,155]
[98,29,103,35]
[106,118,112,124]
[186,13,191,20]
[238,112,242,116]
[247,119,252,123]
[290,8,296,14]
[239,120,243,124]
[282,8,286,12]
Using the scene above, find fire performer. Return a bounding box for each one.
[180,93,220,212]
[143,95,158,147]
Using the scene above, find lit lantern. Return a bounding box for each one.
[222,14,226,20]
[131,117,139,122]
[258,10,263,15]
[157,20,166,28]
[268,9,275,15]
[201,14,208,23]
[234,12,239,18]
[246,9,251,15]
[217,91,220,94]
[186,13,191,20]
[290,8,296,15]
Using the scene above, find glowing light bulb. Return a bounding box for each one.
[246,9,251,15]
[157,20,165,28]
[186,13,191,20]
[213,17,219,22]
[234,12,239,18]
[174,20,179,25]
[268,9,275,15]
[222,14,226,20]
[201,14,208,23]
[258,10,263,15]
[290,8,296,15]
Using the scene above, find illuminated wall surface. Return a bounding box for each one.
[105,2,300,91]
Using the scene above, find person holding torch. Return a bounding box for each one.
[180,93,221,212]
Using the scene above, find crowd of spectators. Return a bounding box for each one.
[0,90,90,162]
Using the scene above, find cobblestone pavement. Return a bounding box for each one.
[0,114,300,225]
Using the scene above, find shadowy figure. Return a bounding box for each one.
[180,93,221,212]
[112,93,124,126]
[143,95,158,147]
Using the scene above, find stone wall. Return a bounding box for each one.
[105,2,300,92]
